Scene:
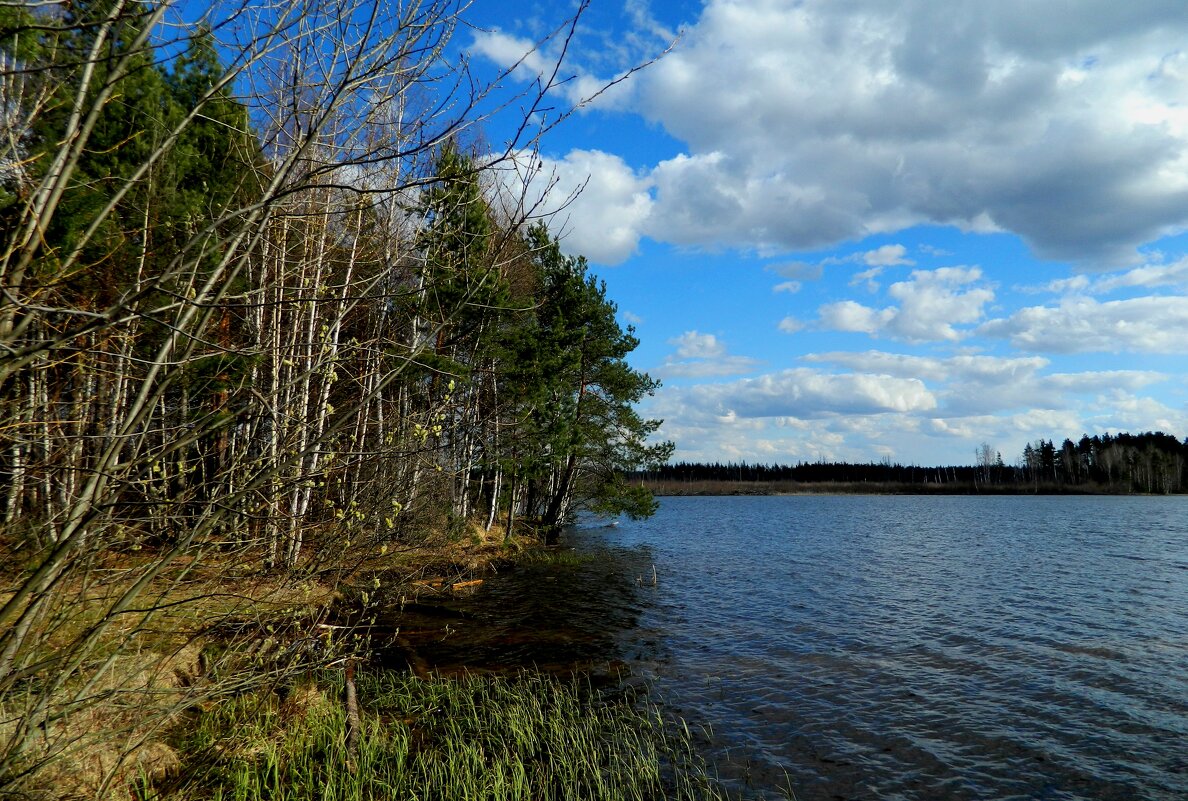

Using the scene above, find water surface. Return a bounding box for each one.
[385,495,1188,800]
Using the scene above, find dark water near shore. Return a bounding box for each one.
[378,495,1188,800]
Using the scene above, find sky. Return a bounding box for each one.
[463,0,1188,466]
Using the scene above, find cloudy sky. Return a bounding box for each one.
[466,0,1188,466]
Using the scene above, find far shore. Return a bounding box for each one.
[642,479,1177,497]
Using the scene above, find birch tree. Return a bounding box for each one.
[0,0,601,794]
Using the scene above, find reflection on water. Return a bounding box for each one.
[375,496,1188,801]
[369,540,660,677]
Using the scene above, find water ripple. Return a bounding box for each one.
[611,496,1188,801]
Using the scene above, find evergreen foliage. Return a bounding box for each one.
[0,4,670,796]
[645,431,1188,494]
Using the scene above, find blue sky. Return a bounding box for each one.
[465,0,1188,466]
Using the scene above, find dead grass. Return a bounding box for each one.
[0,549,342,799]
[0,526,538,800]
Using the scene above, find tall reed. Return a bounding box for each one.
[160,669,729,801]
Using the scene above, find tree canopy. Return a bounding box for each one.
[0,3,669,793]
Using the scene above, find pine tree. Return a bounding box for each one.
[514,225,671,541]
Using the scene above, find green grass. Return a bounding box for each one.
[513,547,594,567]
[158,669,730,801]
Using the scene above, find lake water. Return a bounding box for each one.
[381,495,1188,800]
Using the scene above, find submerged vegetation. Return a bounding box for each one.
[0,1,676,797]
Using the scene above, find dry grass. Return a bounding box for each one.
[0,546,341,800]
[0,527,539,800]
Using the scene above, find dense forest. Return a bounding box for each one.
[0,2,673,796]
[643,431,1188,495]
[0,1,671,559]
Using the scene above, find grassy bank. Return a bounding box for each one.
[2,526,735,800]
[150,669,728,801]
[0,526,510,799]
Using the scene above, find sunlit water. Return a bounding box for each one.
[377,495,1188,800]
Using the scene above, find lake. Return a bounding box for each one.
[381,495,1188,800]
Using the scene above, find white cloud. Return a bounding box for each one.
[656,331,760,378]
[777,316,805,334]
[850,266,885,290]
[547,0,1188,264]
[818,267,994,342]
[1094,258,1188,292]
[819,300,894,335]
[1021,256,1188,296]
[774,246,913,291]
[1025,275,1093,295]
[979,296,1188,353]
[669,331,724,360]
[862,244,914,267]
[802,350,1167,418]
[1086,393,1188,436]
[475,2,1188,464]
[469,30,554,85]
[804,351,1051,383]
[468,19,650,113]
[884,267,995,341]
[642,359,1179,465]
[642,368,939,463]
[683,369,938,419]
[499,149,653,264]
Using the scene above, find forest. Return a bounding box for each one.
[643,431,1188,495]
[0,2,681,798]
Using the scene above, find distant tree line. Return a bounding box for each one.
[639,431,1188,495]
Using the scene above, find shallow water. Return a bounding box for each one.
[378,495,1188,800]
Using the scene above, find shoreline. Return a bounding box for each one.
[3,528,733,800]
[643,479,1178,497]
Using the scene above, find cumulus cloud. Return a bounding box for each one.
[475,2,1188,463]
[862,245,915,267]
[979,296,1188,352]
[656,331,761,378]
[808,349,1166,417]
[777,316,805,333]
[1093,258,1188,292]
[491,1,1188,265]
[1020,256,1188,296]
[804,351,1051,384]
[468,17,652,113]
[468,30,555,85]
[670,331,724,360]
[1087,393,1188,436]
[497,149,653,264]
[683,369,938,419]
[770,246,915,291]
[818,267,994,342]
[640,367,939,462]
[819,301,894,335]
[850,266,886,290]
[642,354,1176,464]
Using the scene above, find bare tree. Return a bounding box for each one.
[0,0,616,795]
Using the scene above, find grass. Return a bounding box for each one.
[3,533,741,801]
[513,547,594,567]
[157,669,730,801]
